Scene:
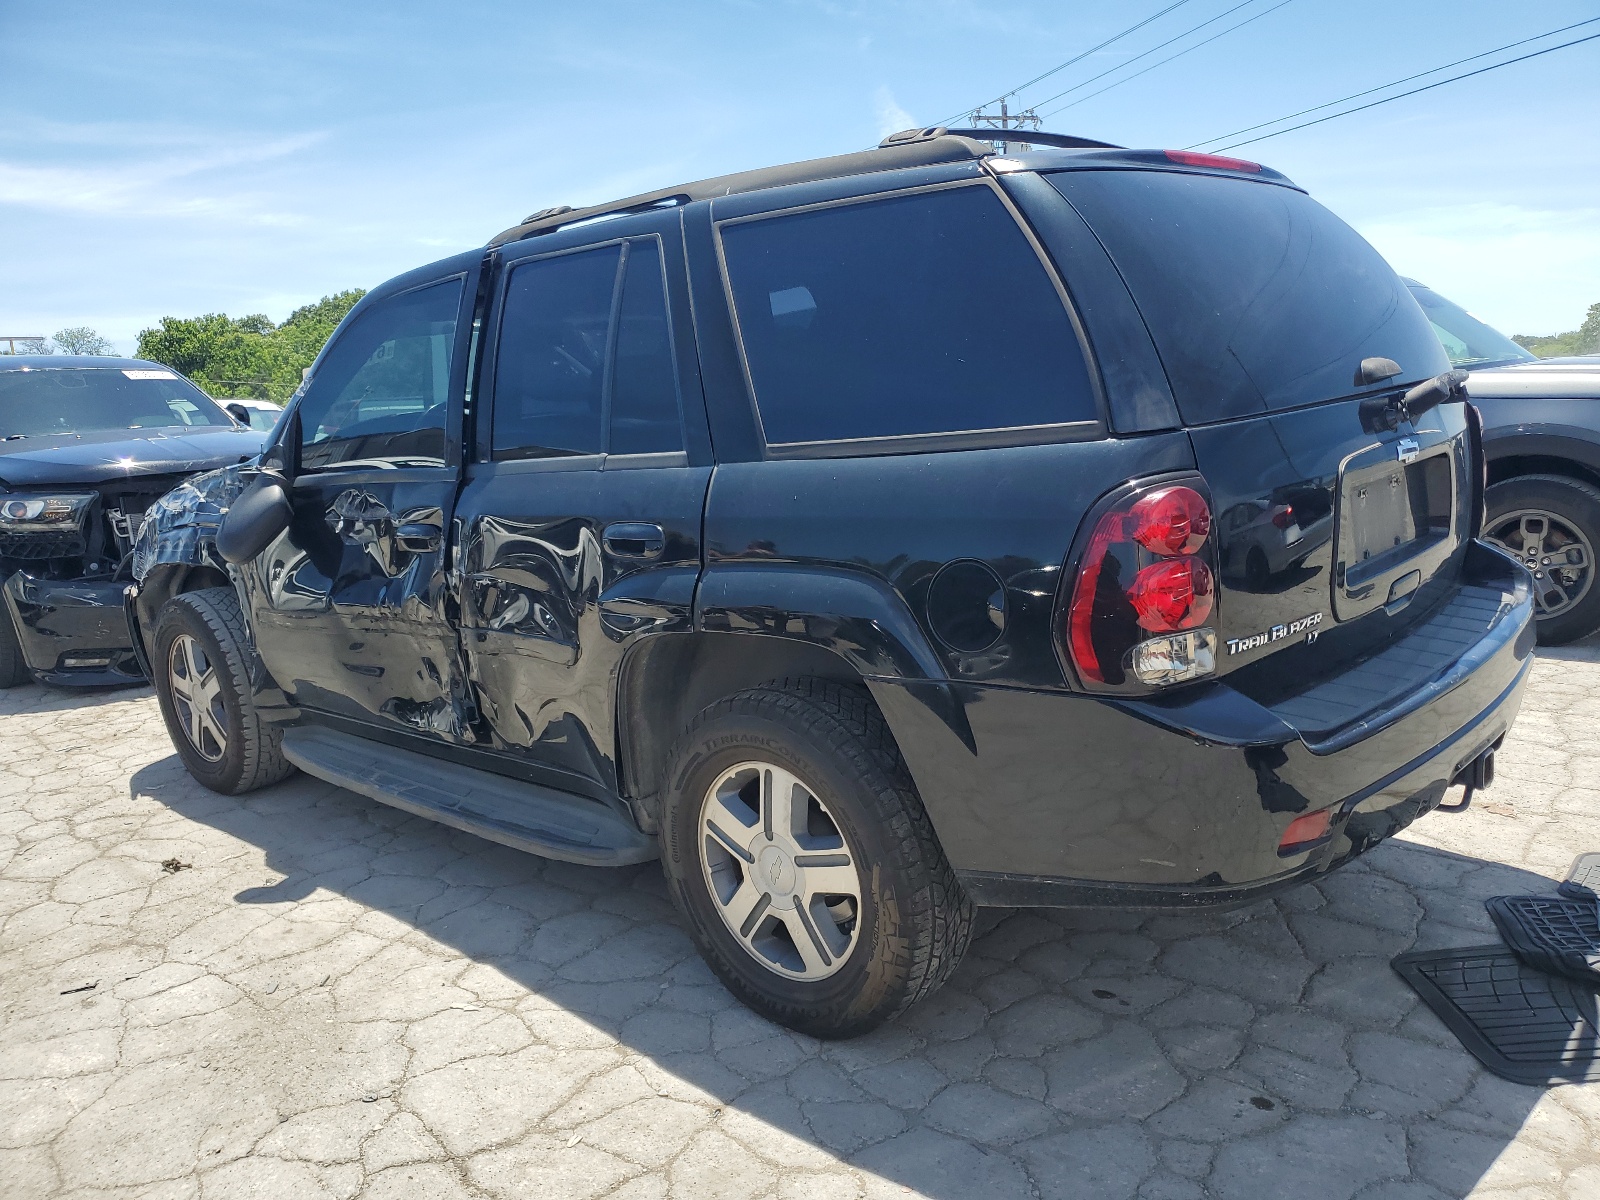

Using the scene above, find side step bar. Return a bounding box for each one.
[280,726,657,867]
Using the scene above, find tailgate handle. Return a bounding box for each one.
[1385,569,1422,614]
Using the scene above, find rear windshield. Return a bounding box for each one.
[1049,170,1447,424]
[0,367,232,438]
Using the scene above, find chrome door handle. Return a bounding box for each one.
[602,522,666,560]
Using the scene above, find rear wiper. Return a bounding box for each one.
[1360,369,1470,433]
[2,434,29,441]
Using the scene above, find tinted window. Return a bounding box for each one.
[719,185,1097,446]
[610,243,683,454]
[297,280,461,470]
[492,246,620,459]
[1050,171,1448,423]
[0,367,232,437]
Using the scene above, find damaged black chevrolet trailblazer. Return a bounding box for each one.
[129,130,1535,1037]
[1,356,266,687]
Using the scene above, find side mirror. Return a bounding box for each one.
[215,473,292,565]
[225,402,252,426]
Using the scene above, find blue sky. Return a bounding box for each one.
[2,0,1596,353]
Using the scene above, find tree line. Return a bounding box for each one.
[134,290,366,405]
[1514,301,1600,358]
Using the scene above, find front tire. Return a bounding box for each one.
[1484,474,1600,645]
[151,587,294,794]
[658,678,972,1039]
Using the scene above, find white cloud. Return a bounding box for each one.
[0,131,322,222]
[873,85,917,137]
[1355,202,1600,336]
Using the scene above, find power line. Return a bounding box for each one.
[938,1,1199,126]
[1190,16,1600,148]
[1039,0,1298,119]
[1030,0,1271,113]
[1212,30,1600,150]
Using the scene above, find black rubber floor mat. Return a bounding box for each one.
[1485,895,1600,985]
[1559,852,1600,902]
[1392,946,1600,1085]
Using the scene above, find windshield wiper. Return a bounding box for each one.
[3,434,30,441]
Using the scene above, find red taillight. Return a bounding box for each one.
[1131,486,1211,556]
[1269,504,1295,530]
[1278,807,1335,854]
[1128,557,1213,633]
[1164,149,1263,173]
[1064,478,1219,687]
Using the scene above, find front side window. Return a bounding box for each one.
[718,184,1098,447]
[491,239,683,460]
[0,368,233,437]
[296,279,462,471]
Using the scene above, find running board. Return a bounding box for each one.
[280,726,657,867]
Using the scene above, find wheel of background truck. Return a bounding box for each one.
[0,603,30,687]
[150,586,294,794]
[1484,474,1600,645]
[658,677,973,1039]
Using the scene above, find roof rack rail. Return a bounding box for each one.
[490,132,995,247]
[939,127,1123,150]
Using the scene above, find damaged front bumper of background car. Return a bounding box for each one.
[0,467,247,687]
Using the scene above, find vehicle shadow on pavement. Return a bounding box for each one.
[117,749,1576,1200]
[4,681,150,716]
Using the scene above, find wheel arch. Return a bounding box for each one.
[615,632,865,826]
[1483,430,1600,492]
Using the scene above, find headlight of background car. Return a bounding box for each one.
[0,493,94,530]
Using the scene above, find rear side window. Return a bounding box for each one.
[719,184,1098,447]
[1050,170,1447,424]
[492,245,620,458]
[492,240,684,459]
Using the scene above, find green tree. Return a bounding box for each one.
[135,290,365,403]
[52,326,116,355]
[1512,301,1600,358]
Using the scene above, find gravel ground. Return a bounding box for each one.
[2,642,1598,1200]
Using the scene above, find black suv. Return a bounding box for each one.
[129,129,1535,1037]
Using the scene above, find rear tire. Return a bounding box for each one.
[150,586,294,794]
[0,604,30,688]
[1484,474,1600,645]
[658,677,973,1039]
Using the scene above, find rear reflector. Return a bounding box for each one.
[1164,149,1263,173]
[1278,807,1335,854]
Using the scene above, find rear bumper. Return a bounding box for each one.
[2,570,145,687]
[870,540,1536,908]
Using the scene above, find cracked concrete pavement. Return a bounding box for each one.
[3,643,1599,1200]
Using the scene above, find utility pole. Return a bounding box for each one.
[964,99,1042,154]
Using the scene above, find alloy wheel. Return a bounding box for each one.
[1485,508,1595,620]
[167,633,229,762]
[698,761,862,981]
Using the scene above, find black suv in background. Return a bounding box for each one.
[130,130,1534,1037]
[1407,280,1600,644]
[0,357,265,687]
